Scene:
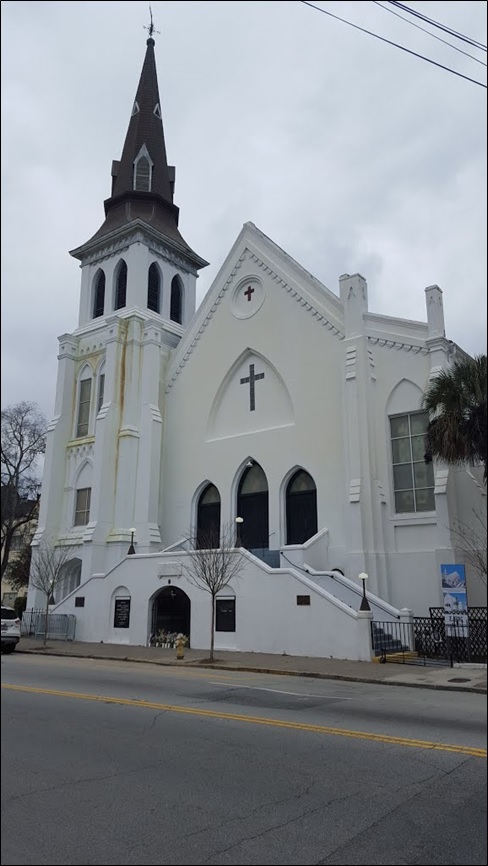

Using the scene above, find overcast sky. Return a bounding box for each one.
[1,1,486,420]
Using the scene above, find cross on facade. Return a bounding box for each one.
[244,285,255,302]
[240,363,265,412]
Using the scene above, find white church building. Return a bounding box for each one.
[27,35,486,659]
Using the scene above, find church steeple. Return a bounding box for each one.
[112,36,173,202]
[72,34,207,270]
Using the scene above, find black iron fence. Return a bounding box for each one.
[21,610,76,642]
[372,607,487,666]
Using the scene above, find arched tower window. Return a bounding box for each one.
[93,270,105,318]
[237,463,269,550]
[76,371,92,439]
[196,484,221,549]
[114,260,128,310]
[170,275,183,324]
[147,263,161,313]
[134,155,151,191]
[286,469,317,545]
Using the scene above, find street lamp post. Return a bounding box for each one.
[128,527,136,555]
[235,516,244,548]
[359,572,370,611]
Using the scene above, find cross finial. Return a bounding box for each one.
[144,6,160,39]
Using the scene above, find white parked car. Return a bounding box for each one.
[1,605,21,653]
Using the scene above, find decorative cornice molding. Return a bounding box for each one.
[73,222,200,275]
[367,348,377,382]
[367,335,428,355]
[165,247,345,393]
[66,439,95,457]
[248,251,344,339]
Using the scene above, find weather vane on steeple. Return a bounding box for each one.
[144,6,160,39]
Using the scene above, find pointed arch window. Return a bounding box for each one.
[286,470,317,545]
[114,260,128,310]
[170,275,183,324]
[76,374,92,439]
[197,484,221,549]
[93,270,105,318]
[134,155,151,192]
[147,263,161,313]
[237,463,269,550]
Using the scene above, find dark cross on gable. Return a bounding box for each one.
[244,285,254,302]
[144,6,160,38]
[240,363,265,412]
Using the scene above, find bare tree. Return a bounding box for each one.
[28,541,80,646]
[450,505,487,588]
[1,402,47,578]
[181,522,246,662]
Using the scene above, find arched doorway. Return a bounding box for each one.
[197,483,221,548]
[286,469,318,544]
[151,587,191,641]
[237,463,269,550]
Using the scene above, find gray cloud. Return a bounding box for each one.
[1,0,486,420]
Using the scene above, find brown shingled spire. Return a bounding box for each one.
[112,37,173,202]
[72,35,207,269]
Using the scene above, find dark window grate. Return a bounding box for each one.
[93,271,105,318]
[147,263,160,312]
[170,276,182,324]
[115,261,127,310]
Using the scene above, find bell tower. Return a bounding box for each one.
[29,31,208,602]
[71,33,208,332]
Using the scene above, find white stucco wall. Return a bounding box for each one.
[52,551,373,661]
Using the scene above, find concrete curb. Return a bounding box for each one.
[16,647,487,694]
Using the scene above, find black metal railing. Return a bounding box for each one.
[372,608,487,666]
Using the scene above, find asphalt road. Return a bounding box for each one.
[1,654,486,866]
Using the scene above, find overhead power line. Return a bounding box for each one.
[387,1,487,51]
[299,1,487,89]
[374,1,486,67]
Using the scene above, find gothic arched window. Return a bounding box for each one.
[114,260,128,310]
[134,155,151,191]
[76,370,92,439]
[286,469,318,545]
[170,275,183,324]
[237,463,269,550]
[147,263,161,313]
[196,484,221,549]
[93,270,105,318]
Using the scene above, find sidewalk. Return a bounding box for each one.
[15,637,487,694]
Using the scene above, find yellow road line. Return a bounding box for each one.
[2,683,486,758]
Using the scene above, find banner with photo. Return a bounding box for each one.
[440,564,468,636]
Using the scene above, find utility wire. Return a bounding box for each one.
[388,1,487,51]
[374,1,486,67]
[300,1,486,88]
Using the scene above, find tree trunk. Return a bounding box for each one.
[43,593,50,647]
[210,594,215,662]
